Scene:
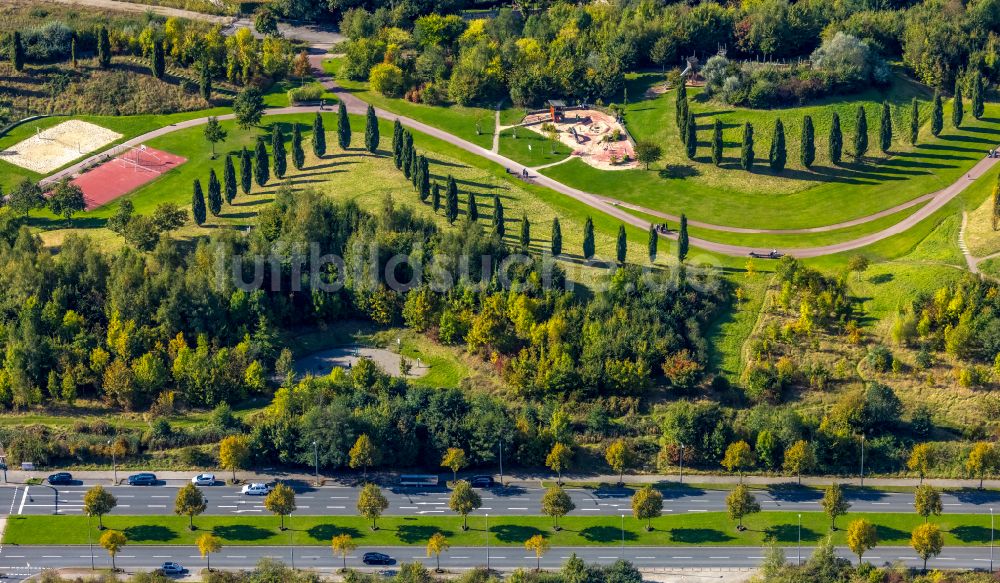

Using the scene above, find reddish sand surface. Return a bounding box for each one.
[71,147,186,209]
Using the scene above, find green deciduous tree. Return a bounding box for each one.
[800,115,815,168]
[966,441,996,489]
[635,140,662,170]
[84,485,118,529]
[541,485,575,530]
[769,119,786,173]
[191,179,206,226]
[583,217,595,259]
[233,87,265,130]
[726,484,760,529]
[365,104,379,153]
[914,485,942,522]
[442,447,467,482]
[358,483,389,530]
[47,179,86,226]
[8,179,44,218]
[204,117,226,159]
[821,483,850,530]
[605,439,634,484]
[911,522,943,571]
[219,435,249,483]
[264,483,296,530]
[312,112,326,158]
[448,480,482,530]
[631,485,663,530]
[879,101,892,153]
[174,483,207,530]
[349,434,376,478]
[782,440,815,485]
[908,443,934,484]
[740,122,754,171]
[100,530,127,571]
[546,442,573,484]
[338,100,351,150]
[722,440,755,482]
[207,169,222,217]
[830,112,843,164]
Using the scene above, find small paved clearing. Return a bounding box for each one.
[296,345,429,378]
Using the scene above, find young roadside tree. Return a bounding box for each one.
[203,117,227,159]
[151,41,165,79]
[448,480,482,530]
[711,118,723,166]
[174,483,207,530]
[722,440,755,482]
[467,191,478,222]
[291,124,305,170]
[492,195,504,236]
[973,73,985,120]
[199,62,212,101]
[911,522,943,571]
[83,485,118,529]
[907,443,934,484]
[331,534,356,572]
[910,98,920,144]
[541,485,575,530]
[684,110,697,159]
[254,137,269,186]
[546,442,573,484]
[879,101,892,153]
[11,31,24,72]
[740,122,754,171]
[914,485,943,523]
[525,535,550,571]
[782,440,816,485]
[100,530,127,571]
[196,533,222,572]
[966,441,996,489]
[312,112,326,158]
[219,435,249,483]
[800,115,815,168]
[97,26,111,68]
[357,483,389,530]
[264,483,296,530]
[223,155,237,204]
[582,217,595,259]
[520,214,530,252]
[426,532,449,573]
[48,180,86,226]
[551,218,562,255]
[726,484,760,530]
[634,140,663,170]
[953,78,964,128]
[233,87,265,130]
[853,105,868,159]
[239,147,252,195]
[931,91,944,136]
[631,485,663,531]
[648,224,658,263]
[605,439,634,484]
[191,179,207,226]
[445,176,459,224]
[769,119,786,173]
[365,104,379,153]
[349,434,375,479]
[441,447,467,482]
[338,100,351,150]
[829,112,843,164]
[432,182,441,212]
[616,225,627,264]
[821,483,850,530]
[677,214,689,262]
[207,169,222,217]
[846,519,878,564]
[271,125,287,179]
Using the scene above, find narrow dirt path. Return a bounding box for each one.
[42,0,233,24]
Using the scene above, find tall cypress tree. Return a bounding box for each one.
[392,119,403,168]
[151,42,165,79]
[679,97,690,144]
[551,218,562,255]
[199,61,212,101]
[239,147,252,195]
[404,146,414,180]
[993,173,1000,231]
[445,175,458,224]
[972,73,985,120]
[711,119,723,166]
[677,214,689,263]
[432,182,441,212]
[648,224,657,263]
[769,119,786,173]
[800,115,815,168]
[616,225,627,264]
[271,124,287,179]
[829,112,843,164]
[740,122,754,171]
[418,156,430,202]
[953,79,964,128]
[312,112,326,158]
[207,169,223,217]
[492,195,505,237]
[675,82,687,128]
[854,105,868,159]
[70,37,77,69]
[520,215,530,252]
[910,98,920,145]
[11,31,24,72]
[931,91,944,136]
[582,217,595,259]
[879,101,892,153]
[192,179,206,226]
[365,104,379,153]
[254,137,269,187]
[97,26,111,69]
[685,110,697,159]
[291,124,305,170]
[467,191,478,222]
[223,155,237,204]
[337,100,351,150]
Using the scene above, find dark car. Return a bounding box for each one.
[363,552,394,566]
[47,472,73,485]
[127,473,157,485]
[470,475,495,488]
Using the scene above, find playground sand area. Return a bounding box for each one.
[524,109,637,170]
[0,120,122,173]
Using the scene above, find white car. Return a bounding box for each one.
[191,473,216,486]
[241,482,272,495]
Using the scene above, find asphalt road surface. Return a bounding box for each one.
[5,482,1000,516]
[1,544,997,579]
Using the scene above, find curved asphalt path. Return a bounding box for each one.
[37,48,998,258]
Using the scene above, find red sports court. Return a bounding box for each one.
[71,145,186,209]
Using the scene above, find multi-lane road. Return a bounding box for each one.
[3,480,1000,516]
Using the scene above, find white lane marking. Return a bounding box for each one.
[42,555,61,558]
[148,505,166,508]
[870,502,890,505]
[635,556,655,559]
[17,486,29,515]
[687,509,707,513]
[8,486,18,515]
[672,556,692,559]
[709,556,730,560]
[327,506,346,509]
[508,507,528,510]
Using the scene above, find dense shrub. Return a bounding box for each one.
[287,82,325,104]
[22,22,74,63]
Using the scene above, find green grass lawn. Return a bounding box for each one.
[497,128,573,168]
[6,512,997,547]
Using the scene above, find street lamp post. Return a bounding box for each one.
[312,441,319,485]
[991,507,995,572]
[485,513,490,571]
[621,514,625,559]
[107,439,117,485]
[498,440,504,487]
[88,512,95,570]
[797,514,801,566]
[678,444,685,484]
[289,513,294,570]
[860,436,865,487]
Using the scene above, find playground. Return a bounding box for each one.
[521,107,637,170]
[0,120,122,173]
[71,145,186,209]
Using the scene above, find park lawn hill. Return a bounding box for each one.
[5,511,997,547]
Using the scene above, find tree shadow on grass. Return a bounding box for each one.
[668,528,734,544]
[212,524,275,542]
[874,524,909,544]
[123,525,177,543]
[762,524,821,544]
[492,524,546,543]
[658,165,700,179]
[396,524,454,544]
[579,526,638,543]
[950,525,991,543]
[307,524,362,542]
